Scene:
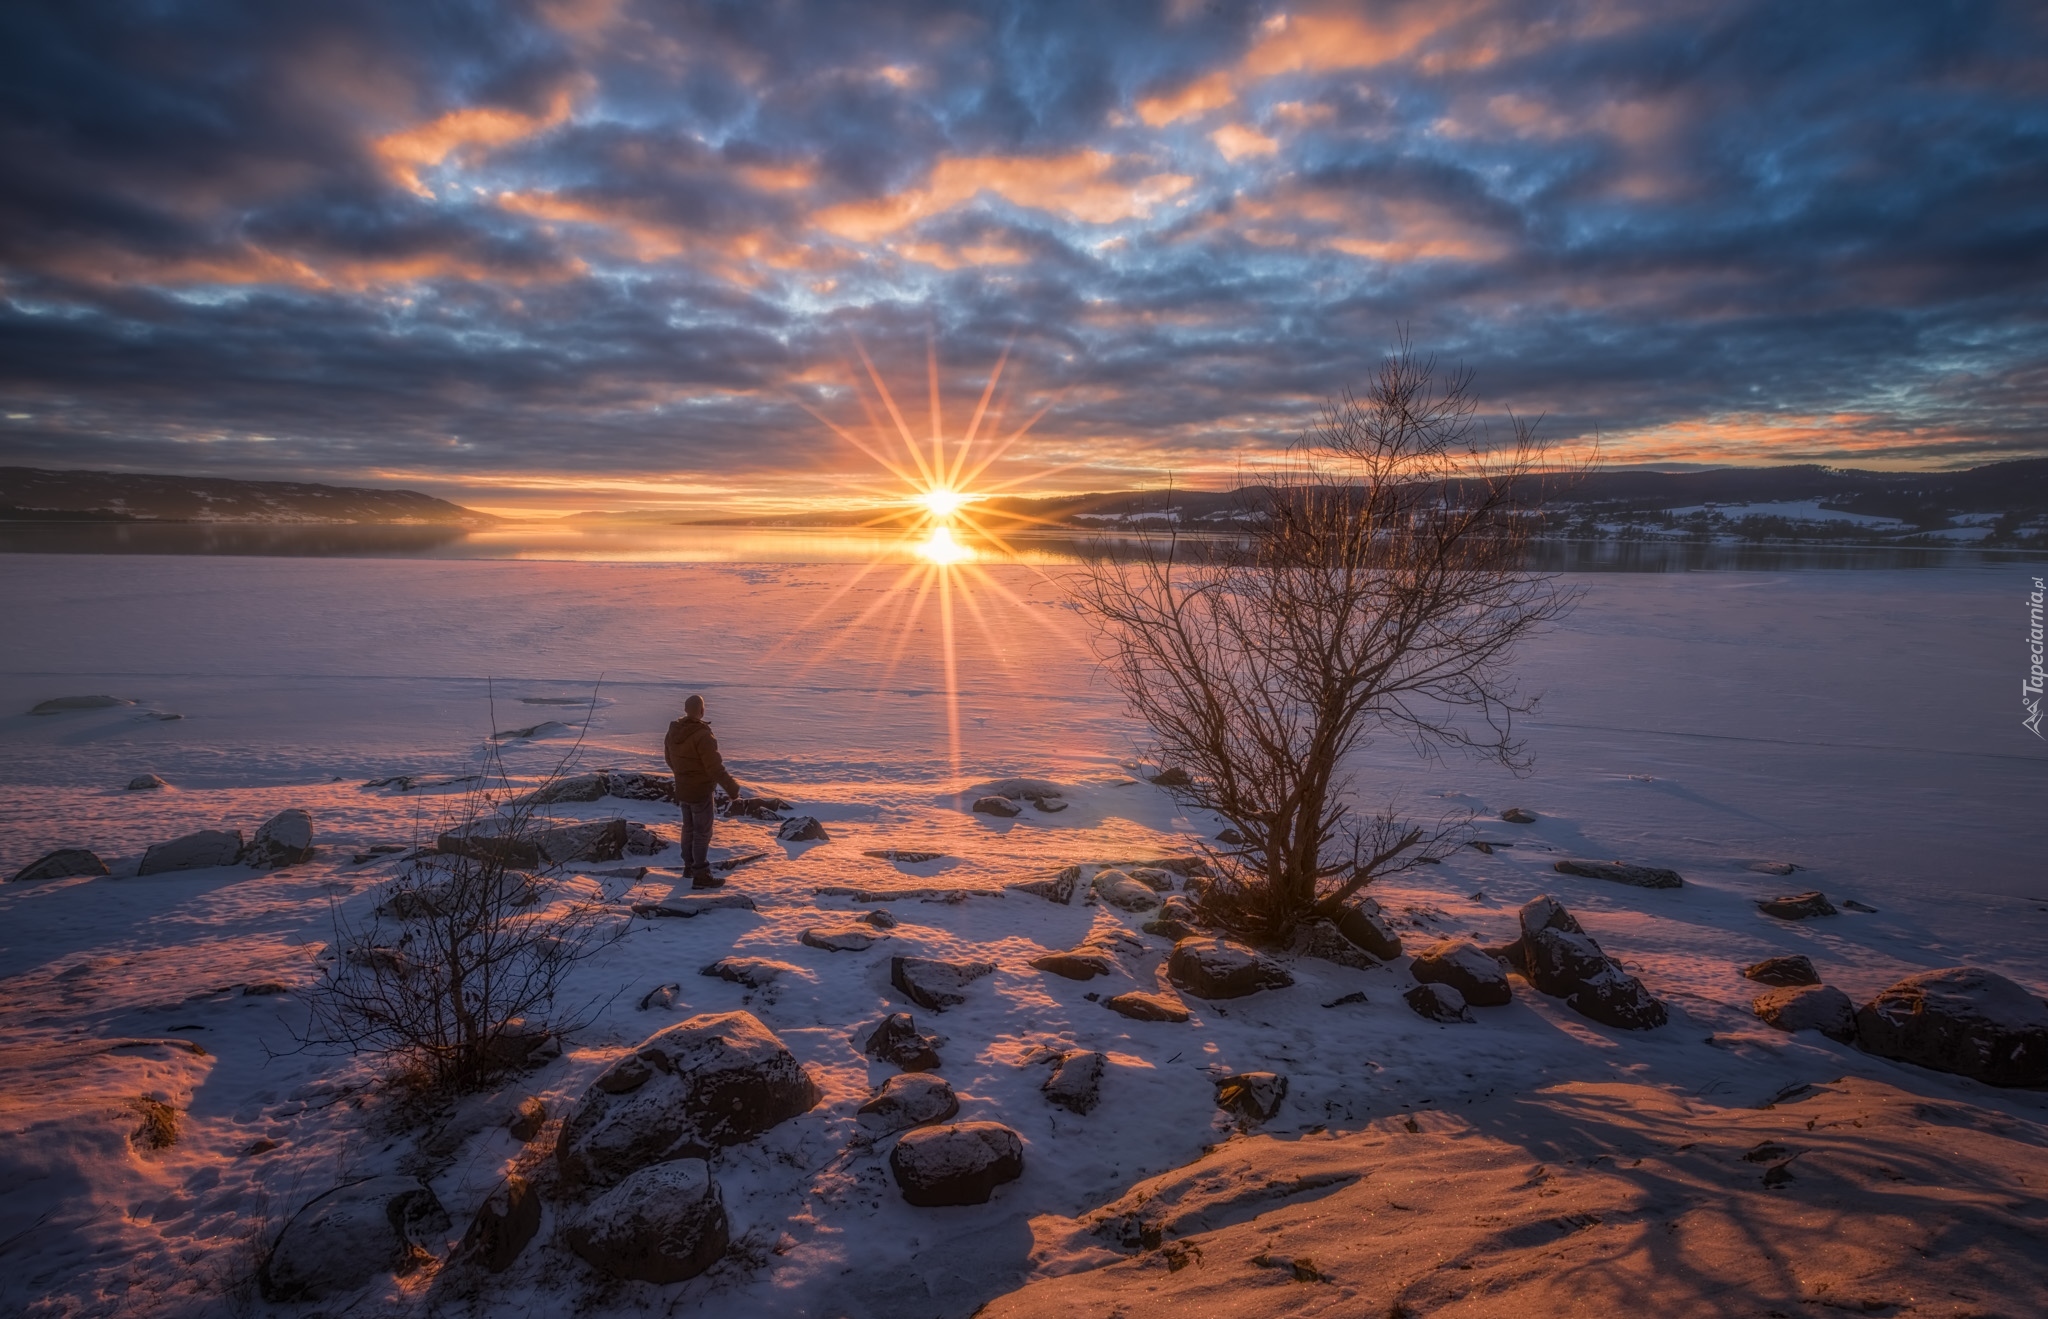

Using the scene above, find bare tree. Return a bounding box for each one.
[1074,341,1577,943]
[302,693,623,1093]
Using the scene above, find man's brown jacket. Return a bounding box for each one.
[663,716,741,803]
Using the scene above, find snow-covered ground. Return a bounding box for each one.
[1,552,2045,1317]
[1663,499,1914,528]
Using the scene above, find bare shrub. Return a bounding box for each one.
[1075,340,1576,943]
[129,1094,180,1150]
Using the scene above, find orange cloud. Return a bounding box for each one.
[812,150,1193,241]
[375,90,576,197]
[1599,413,1978,468]
[1242,6,1466,77]
[1136,71,1236,125]
[1202,185,1508,263]
[1211,122,1280,160]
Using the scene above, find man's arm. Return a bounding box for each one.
[702,731,743,800]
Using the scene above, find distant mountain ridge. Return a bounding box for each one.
[0,467,493,525]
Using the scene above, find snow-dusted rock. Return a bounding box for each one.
[1292,918,1375,970]
[460,1174,540,1273]
[1105,991,1191,1022]
[1515,896,1667,1029]
[1405,981,1476,1023]
[725,795,794,820]
[30,695,132,714]
[1167,937,1293,1000]
[1855,967,2048,1088]
[631,893,757,918]
[778,815,830,842]
[1127,867,1175,892]
[1409,939,1512,1007]
[9,847,108,883]
[138,828,244,875]
[1501,807,1538,824]
[555,1011,819,1190]
[1520,894,1585,943]
[971,795,1022,818]
[1570,966,1669,1030]
[1214,1071,1288,1122]
[1149,767,1193,787]
[126,774,166,791]
[622,823,667,855]
[859,1072,959,1134]
[564,1159,728,1283]
[1030,950,1115,981]
[507,1098,546,1141]
[973,777,1066,806]
[1525,926,1615,996]
[864,848,950,863]
[1333,896,1402,961]
[536,818,627,865]
[861,908,899,929]
[860,1012,942,1071]
[260,1175,449,1301]
[801,925,878,952]
[244,809,314,868]
[701,957,797,988]
[1744,954,1820,986]
[1754,984,1858,1041]
[1749,859,1800,875]
[1757,890,1838,920]
[435,829,541,869]
[1554,858,1684,889]
[521,772,608,805]
[1091,869,1162,913]
[890,1122,1025,1206]
[891,955,996,1012]
[1042,1051,1105,1114]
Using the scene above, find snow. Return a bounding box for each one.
[1663,499,1913,528]
[1,550,2045,1316]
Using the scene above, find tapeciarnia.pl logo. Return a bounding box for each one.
[2027,575,2045,739]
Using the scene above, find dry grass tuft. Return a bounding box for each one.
[130,1094,180,1150]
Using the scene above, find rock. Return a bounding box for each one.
[1149,767,1193,787]
[9,848,108,883]
[536,818,628,865]
[1757,890,1838,920]
[1333,896,1403,961]
[1030,950,1116,981]
[554,1011,819,1190]
[1293,918,1377,970]
[861,1013,941,1071]
[971,796,1022,818]
[138,829,245,875]
[564,1159,728,1284]
[973,777,1067,806]
[1213,1071,1288,1122]
[623,823,667,856]
[890,1122,1025,1207]
[1126,867,1176,892]
[1553,858,1684,889]
[1033,797,1069,813]
[631,893,757,918]
[1042,1051,1105,1114]
[1104,856,1212,878]
[1744,954,1820,987]
[801,925,878,952]
[1854,967,2048,1088]
[260,1175,449,1301]
[858,1073,959,1134]
[1525,926,1615,998]
[638,983,680,1010]
[777,815,830,842]
[1754,984,1858,1042]
[521,773,608,805]
[1409,939,1513,1007]
[1748,860,1800,875]
[1405,982,1475,1022]
[461,1175,541,1273]
[891,956,996,1012]
[1215,827,1246,845]
[436,830,542,869]
[492,721,574,741]
[483,1024,560,1072]
[864,849,949,863]
[1091,869,1162,912]
[861,909,898,929]
[244,809,315,868]
[1520,893,1585,941]
[508,1098,547,1142]
[701,957,795,989]
[1105,991,1191,1022]
[1168,937,1293,1000]
[1500,807,1538,824]
[1842,899,1879,914]
[1143,916,1200,942]
[1569,966,1669,1030]
[725,795,793,820]
[126,774,167,791]
[32,695,134,713]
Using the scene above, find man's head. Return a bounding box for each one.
[684,694,706,719]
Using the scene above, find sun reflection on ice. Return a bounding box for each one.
[916,524,974,564]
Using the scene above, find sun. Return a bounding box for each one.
[918,486,971,522]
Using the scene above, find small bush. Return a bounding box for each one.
[130,1095,180,1150]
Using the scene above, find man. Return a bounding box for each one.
[663,693,744,889]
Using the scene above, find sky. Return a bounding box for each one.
[0,0,2043,515]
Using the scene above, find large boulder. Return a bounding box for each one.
[701,957,798,989]
[1030,950,1115,981]
[1570,967,1669,1030]
[1525,927,1613,999]
[1754,984,1858,1042]
[860,1013,942,1072]
[800,925,878,952]
[858,1073,959,1134]
[244,809,315,869]
[1007,864,1080,904]
[1516,895,1666,1029]
[1744,954,1820,987]
[460,1174,541,1273]
[555,1012,819,1190]
[1553,859,1684,889]
[1409,939,1512,1007]
[1168,937,1293,1000]
[521,773,609,805]
[725,795,793,820]
[1090,869,1161,913]
[890,1122,1025,1206]
[971,796,1022,818]
[1405,982,1474,1023]
[1041,1051,1105,1115]
[1855,967,2048,1088]
[138,829,245,876]
[564,1160,728,1283]
[1757,891,1837,920]
[1214,1071,1288,1123]
[778,815,830,842]
[436,830,542,869]
[10,848,108,883]
[1105,991,1190,1022]
[260,1175,449,1301]
[537,819,628,865]
[891,956,996,1012]
[1333,896,1403,961]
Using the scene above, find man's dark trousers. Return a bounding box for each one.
[679,795,715,880]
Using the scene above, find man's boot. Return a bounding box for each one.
[690,866,724,890]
